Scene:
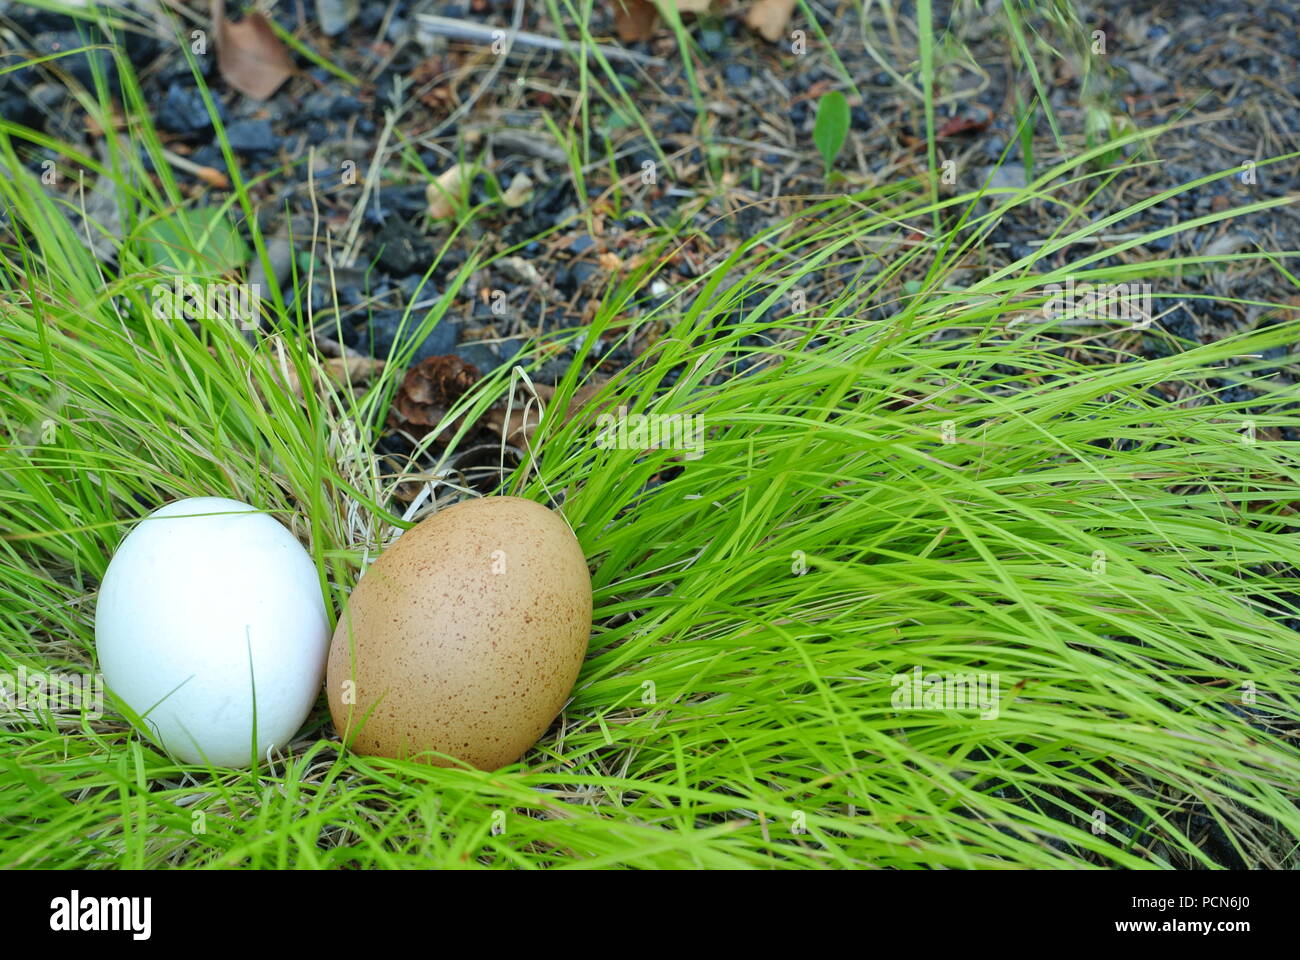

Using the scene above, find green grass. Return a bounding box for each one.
[2,4,1300,869]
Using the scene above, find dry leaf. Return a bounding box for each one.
[501,171,534,208]
[745,0,796,43]
[613,0,658,43]
[213,0,295,101]
[426,164,469,219]
[486,378,612,447]
[322,354,385,386]
[267,352,384,401]
[486,384,549,447]
[937,110,993,138]
[614,0,711,44]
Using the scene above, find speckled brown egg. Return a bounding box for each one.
[327,496,591,770]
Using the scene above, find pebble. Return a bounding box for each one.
[363,311,461,362]
[31,32,117,90]
[187,145,228,175]
[5,97,40,131]
[1207,68,1236,89]
[370,217,432,276]
[225,119,278,154]
[248,238,296,300]
[981,164,1027,190]
[724,65,751,85]
[322,313,361,349]
[301,91,338,121]
[358,2,387,31]
[699,28,725,54]
[157,81,226,134]
[455,338,524,374]
[1122,60,1168,92]
[316,0,360,37]
[570,262,600,287]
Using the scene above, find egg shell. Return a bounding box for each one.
[95,497,330,767]
[327,496,591,770]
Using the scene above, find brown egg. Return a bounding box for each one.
[327,496,591,770]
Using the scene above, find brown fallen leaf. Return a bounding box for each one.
[260,349,384,403]
[426,164,469,219]
[613,0,658,43]
[745,0,796,43]
[485,377,612,447]
[937,110,993,138]
[485,383,550,446]
[321,354,385,386]
[212,0,295,101]
[615,0,711,44]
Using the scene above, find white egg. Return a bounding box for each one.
[95,497,329,767]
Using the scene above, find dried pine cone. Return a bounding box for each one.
[388,355,483,447]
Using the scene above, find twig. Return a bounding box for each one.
[414,13,666,68]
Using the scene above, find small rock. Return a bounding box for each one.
[1206,68,1236,89]
[699,28,725,54]
[335,95,363,117]
[301,91,337,121]
[364,310,461,362]
[187,145,229,176]
[497,256,545,287]
[398,274,430,301]
[0,90,40,129]
[247,237,295,303]
[382,184,431,218]
[358,2,386,31]
[570,262,601,287]
[981,163,1026,190]
[122,29,160,68]
[157,81,226,135]
[316,0,360,37]
[371,217,433,275]
[31,31,117,90]
[455,338,524,374]
[225,119,278,154]
[1122,60,1168,93]
[724,64,751,85]
[78,174,122,261]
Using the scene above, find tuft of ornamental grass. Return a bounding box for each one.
[1,7,1299,868]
